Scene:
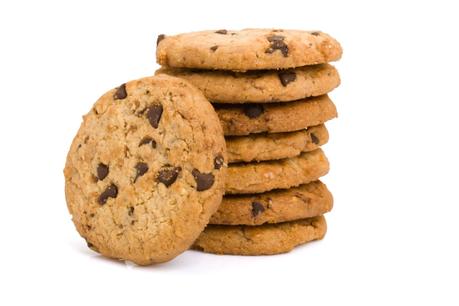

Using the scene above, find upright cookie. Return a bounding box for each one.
[226,124,328,163]
[193,216,327,255]
[216,95,337,136]
[226,149,329,194]
[211,180,333,225]
[64,75,227,265]
[156,64,340,103]
[157,29,342,71]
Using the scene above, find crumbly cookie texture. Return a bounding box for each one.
[155,64,340,103]
[225,149,329,194]
[226,124,328,163]
[193,216,327,255]
[64,75,227,265]
[156,29,342,71]
[210,181,333,225]
[216,95,337,136]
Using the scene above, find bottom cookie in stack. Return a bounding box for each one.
[193,180,332,255]
[193,216,327,256]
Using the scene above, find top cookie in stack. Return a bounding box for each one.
[156,29,341,255]
[156,29,341,72]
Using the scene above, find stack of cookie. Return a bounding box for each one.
[156,29,342,255]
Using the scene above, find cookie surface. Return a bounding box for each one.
[211,181,333,225]
[226,149,329,194]
[156,29,342,71]
[226,124,328,163]
[216,95,337,136]
[64,75,227,265]
[193,216,327,255]
[156,64,340,103]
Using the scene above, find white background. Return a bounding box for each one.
[1,0,458,305]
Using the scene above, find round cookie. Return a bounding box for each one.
[64,75,227,265]
[226,124,328,163]
[193,216,327,255]
[216,95,337,136]
[155,64,340,103]
[210,180,333,225]
[156,29,342,71]
[226,149,329,194]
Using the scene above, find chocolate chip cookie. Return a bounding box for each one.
[64,75,227,265]
[156,64,340,103]
[210,181,333,225]
[216,95,337,136]
[193,216,327,255]
[157,29,342,71]
[226,149,329,194]
[226,124,328,163]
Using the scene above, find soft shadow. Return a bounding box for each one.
[69,238,320,271]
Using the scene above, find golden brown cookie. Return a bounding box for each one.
[64,75,227,265]
[193,216,327,255]
[216,95,337,136]
[155,64,340,103]
[211,181,333,225]
[226,124,328,163]
[156,29,342,71]
[225,149,329,194]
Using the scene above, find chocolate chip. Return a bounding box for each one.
[214,154,224,170]
[98,184,118,205]
[113,83,127,100]
[265,35,289,57]
[215,29,227,34]
[278,70,296,86]
[210,45,218,52]
[128,206,134,216]
[146,105,163,129]
[157,34,166,45]
[310,31,320,36]
[243,104,264,118]
[139,137,156,148]
[157,166,181,187]
[96,163,109,181]
[86,240,99,252]
[311,133,320,144]
[134,162,148,182]
[251,202,265,217]
[192,169,215,191]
